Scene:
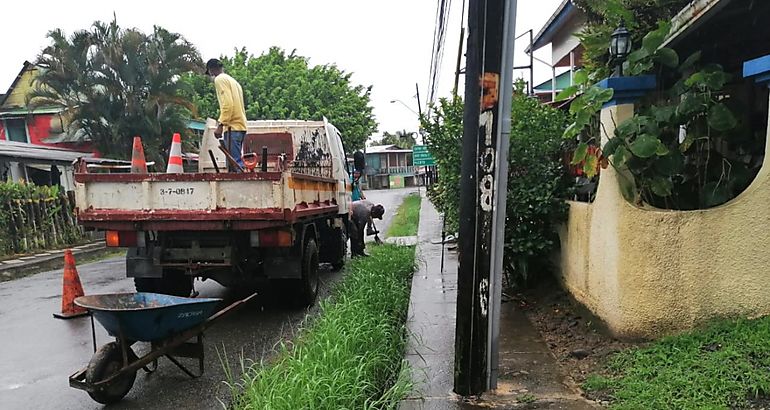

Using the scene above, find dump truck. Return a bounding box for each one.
[74,119,351,306]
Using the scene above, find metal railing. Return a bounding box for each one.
[374,166,415,175]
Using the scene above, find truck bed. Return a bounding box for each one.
[75,170,340,231]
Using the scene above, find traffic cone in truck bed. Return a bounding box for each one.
[53,249,88,319]
[131,136,148,173]
[166,133,184,173]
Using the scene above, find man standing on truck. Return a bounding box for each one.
[206,58,247,171]
[349,200,385,257]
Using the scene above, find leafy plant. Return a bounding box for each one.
[563,21,758,209]
[377,130,417,149]
[180,47,377,152]
[573,0,693,78]
[422,86,570,287]
[505,85,571,287]
[421,95,464,233]
[29,18,201,164]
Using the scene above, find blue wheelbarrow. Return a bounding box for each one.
[68,292,257,404]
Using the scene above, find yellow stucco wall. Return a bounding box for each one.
[559,100,770,339]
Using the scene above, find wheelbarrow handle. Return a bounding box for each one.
[204,292,258,326]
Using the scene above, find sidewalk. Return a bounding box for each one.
[400,197,596,409]
[400,193,460,409]
[0,241,110,282]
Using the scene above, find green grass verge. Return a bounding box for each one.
[386,194,421,237]
[584,317,770,409]
[233,244,416,410]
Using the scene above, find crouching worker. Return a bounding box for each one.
[349,200,385,257]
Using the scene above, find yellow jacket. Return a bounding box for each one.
[214,73,247,131]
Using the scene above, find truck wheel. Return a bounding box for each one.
[86,342,137,404]
[331,225,347,271]
[297,238,320,307]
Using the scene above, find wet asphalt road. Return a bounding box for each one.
[0,188,416,410]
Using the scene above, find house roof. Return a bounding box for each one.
[533,71,573,92]
[0,61,34,107]
[365,144,412,154]
[662,0,733,48]
[0,140,94,165]
[530,0,577,52]
[0,106,64,117]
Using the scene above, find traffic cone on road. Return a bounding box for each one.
[131,136,148,173]
[166,133,184,173]
[53,249,88,319]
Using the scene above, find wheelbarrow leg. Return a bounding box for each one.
[160,333,205,378]
[142,359,158,374]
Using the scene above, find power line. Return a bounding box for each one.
[427,0,453,109]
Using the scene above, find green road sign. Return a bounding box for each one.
[412,145,435,166]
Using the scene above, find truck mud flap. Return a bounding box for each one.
[126,247,163,278]
[262,250,302,280]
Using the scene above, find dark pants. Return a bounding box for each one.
[349,219,366,256]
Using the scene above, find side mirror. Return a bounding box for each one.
[353,150,366,172]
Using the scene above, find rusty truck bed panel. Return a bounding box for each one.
[75,170,341,231]
[74,171,284,183]
[77,201,339,231]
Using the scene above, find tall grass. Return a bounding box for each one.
[233,244,416,409]
[386,194,421,237]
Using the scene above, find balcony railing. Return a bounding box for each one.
[373,166,414,175]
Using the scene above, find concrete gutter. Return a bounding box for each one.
[0,242,117,282]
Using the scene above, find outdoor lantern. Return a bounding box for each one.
[610,22,632,74]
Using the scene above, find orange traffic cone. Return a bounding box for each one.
[131,136,148,173]
[166,133,184,173]
[53,249,88,319]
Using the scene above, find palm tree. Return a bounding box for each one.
[395,129,416,149]
[28,18,202,163]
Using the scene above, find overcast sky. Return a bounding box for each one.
[0,0,562,140]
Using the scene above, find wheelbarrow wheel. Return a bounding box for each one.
[86,342,138,404]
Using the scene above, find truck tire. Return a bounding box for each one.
[331,225,347,271]
[134,269,192,297]
[296,238,320,307]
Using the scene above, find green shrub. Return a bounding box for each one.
[504,90,571,286]
[421,95,463,233]
[421,87,570,287]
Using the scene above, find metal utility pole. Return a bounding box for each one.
[415,83,423,118]
[453,26,466,96]
[454,0,516,396]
